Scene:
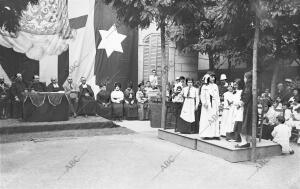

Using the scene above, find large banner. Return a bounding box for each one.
[0,0,138,92]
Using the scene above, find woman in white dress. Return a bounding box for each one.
[199,72,221,140]
[177,78,200,134]
[220,83,235,137]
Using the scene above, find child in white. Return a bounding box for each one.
[272,115,294,154]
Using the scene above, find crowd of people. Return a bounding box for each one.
[0,70,299,153]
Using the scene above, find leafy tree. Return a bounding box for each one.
[170,0,299,95]
[102,0,206,128]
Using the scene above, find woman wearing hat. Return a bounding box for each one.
[199,71,221,139]
[111,82,124,120]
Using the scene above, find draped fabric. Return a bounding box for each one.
[23,92,65,107]
[0,0,73,60]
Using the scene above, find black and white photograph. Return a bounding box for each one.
[0,0,299,188]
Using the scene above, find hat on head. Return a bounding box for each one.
[202,74,210,84]
[175,76,180,80]
[285,78,292,83]
[220,74,227,80]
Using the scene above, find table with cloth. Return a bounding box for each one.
[22,92,69,122]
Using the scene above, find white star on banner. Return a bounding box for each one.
[97,24,126,57]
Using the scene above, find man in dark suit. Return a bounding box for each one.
[47,78,64,92]
[77,77,98,117]
[29,75,46,92]
[0,77,10,119]
[10,73,28,118]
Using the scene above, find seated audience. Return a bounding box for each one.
[0,77,10,119]
[47,78,64,92]
[144,81,152,94]
[272,115,294,155]
[173,77,182,92]
[111,82,124,120]
[261,88,271,98]
[171,86,184,103]
[63,77,79,118]
[96,83,111,119]
[288,88,300,105]
[77,77,98,117]
[29,75,46,92]
[261,99,282,140]
[10,73,28,118]
[123,83,138,119]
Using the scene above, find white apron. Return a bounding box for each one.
[180,86,199,123]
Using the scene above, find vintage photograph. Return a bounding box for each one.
[0,0,299,188]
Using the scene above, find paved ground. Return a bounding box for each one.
[1,120,299,189]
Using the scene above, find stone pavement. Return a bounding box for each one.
[0,120,299,189]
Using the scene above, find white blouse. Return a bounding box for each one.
[111,90,124,103]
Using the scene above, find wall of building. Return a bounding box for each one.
[138,23,199,84]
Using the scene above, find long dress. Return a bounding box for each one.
[77,84,97,115]
[111,90,124,119]
[177,86,199,134]
[241,87,253,135]
[220,91,235,136]
[96,90,111,119]
[199,83,220,138]
[124,88,138,119]
[232,90,243,141]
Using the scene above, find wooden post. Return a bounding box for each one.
[251,16,260,162]
[160,21,168,130]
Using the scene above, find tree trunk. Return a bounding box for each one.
[251,16,259,162]
[270,60,280,98]
[160,21,168,129]
[208,51,214,70]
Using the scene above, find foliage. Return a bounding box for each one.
[169,0,300,69]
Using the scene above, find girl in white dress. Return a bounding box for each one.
[220,83,235,137]
[232,78,244,142]
[199,72,221,139]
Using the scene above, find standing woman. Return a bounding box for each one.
[235,71,253,148]
[199,72,221,139]
[177,78,199,134]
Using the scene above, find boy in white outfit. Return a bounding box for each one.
[272,115,294,155]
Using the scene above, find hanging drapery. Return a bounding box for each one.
[0,0,73,60]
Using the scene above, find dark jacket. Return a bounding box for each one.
[78,84,94,99]
[96,90,110,104]
[47,83,64,92]
[29,82,46,92]
[11,81,27,99]
[241,85,253,135]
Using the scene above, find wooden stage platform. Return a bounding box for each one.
[158,129,282,162]
[0,117,116,135]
